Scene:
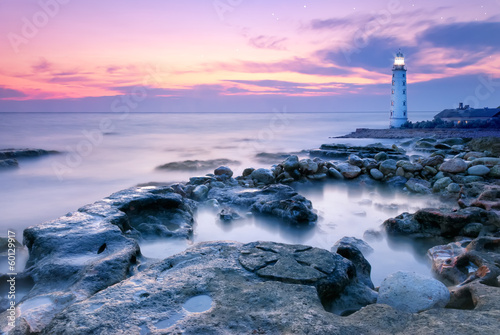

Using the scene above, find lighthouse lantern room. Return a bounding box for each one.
[390,50,408,128]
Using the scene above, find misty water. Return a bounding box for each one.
[0,110,445,285]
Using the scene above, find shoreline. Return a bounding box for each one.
[336,128,500,139]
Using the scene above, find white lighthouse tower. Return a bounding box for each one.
[390,50,408,128]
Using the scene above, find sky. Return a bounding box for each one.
[0,0,499,113]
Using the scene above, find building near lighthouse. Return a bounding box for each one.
[390,51,408,128]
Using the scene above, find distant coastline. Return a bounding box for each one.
[336,128,500,139]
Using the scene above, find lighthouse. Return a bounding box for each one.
[390,50,408,128]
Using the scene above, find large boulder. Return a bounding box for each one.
[377,271,450,313]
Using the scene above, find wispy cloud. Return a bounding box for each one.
[248,35,288,50]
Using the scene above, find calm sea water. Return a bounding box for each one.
[0,111,441,285]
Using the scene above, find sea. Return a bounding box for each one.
[0,110,443,285]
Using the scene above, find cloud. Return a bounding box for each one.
[309,17,359,30]
[419,21,500,51]
[248,35,287,50]
[31,58,52,72]
[0,86,27,99]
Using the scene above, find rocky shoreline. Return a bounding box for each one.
[1,137,500,334]
[337,128,500,139]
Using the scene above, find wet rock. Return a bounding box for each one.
[192,185,209,201]
[0,159,19,169]
[384,207,499,239]
[250,168,275,185]
[379,159,397,175]
[362,158,378,170]
[348,154,364,167]
[374,152,388,161]
[214,166,233,180]
[208,184,317,225]
[469,157,500,167]
[157,159,240,171]
[396,166,405,177]
[467,165,490,176]
[405,178,431,194]
[460,223,484,238]
[386,176,408,189]
[242,167,255,177]
[397,161,423,173]
[489,165,500,178]
[433,177,452,193]
[336,163,361,179]
[421,155,444,167]
[439,158,468,173]
[218,208,242,221]
[327,167,344,180]
[369,168,384,180]
[331,236,374,256]
[377,271,450,313]
[189,176,213,185]
[282,155,299,172]
[299,159,319,174]
[434,143,451,150]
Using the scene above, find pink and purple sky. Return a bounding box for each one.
[0,0,499,112]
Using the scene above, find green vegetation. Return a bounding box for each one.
[401,117,500,129]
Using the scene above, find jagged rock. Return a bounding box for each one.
[250,168,275,185]
[439,158,468,173]
[428,237,500,286]
[336,163,361,179]
[379,159,397,175]
[384,207,499,239]
[467,165,490,176]
[377,271,450,313]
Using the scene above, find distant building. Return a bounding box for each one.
[390,50,408,128]
[435,103,500,124]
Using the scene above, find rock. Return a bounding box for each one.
[369,168,384,180]
[467,165,490,176]
[460,222,484,237]
[439,158,468,173]
[384,207,499,238]
[467,137,500,156]
[377,271,450,313]
[463,175,484,184]
[405,178,431,194]
[307,173,327,180]
[0,148,59,160]
[374,152,388,161]
[386,176,408,189]
[336,163,361,179]
[421,155,444,167]
[208,184,317,225]
[451,144,465,152]
[395,166,405,177]
[242,167,255,177]
[0,159,19,169]
[189,176,213,185]
[299,159,319,174]
[446,183,461,193]
[327,167,344,180]
[250,168,275,185]
[441,138,465,146]
[414,141,435,149]
[489,165,500,178]
[331,236,374,256]
[218,208,242,221]
[282,155,299,172]
[348,154,364,167]
[397,161,423,172]
[157,159,240,171]
[434,143,451,150]
[192,185,209,201]
[469,157,500,167]
[433,177,453,193]
[428,237,500,286]
[464,151,486,160]
[423,165,437,176]
[254,152,293,164]
[379,159,397,175]
[214,166,233,180]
